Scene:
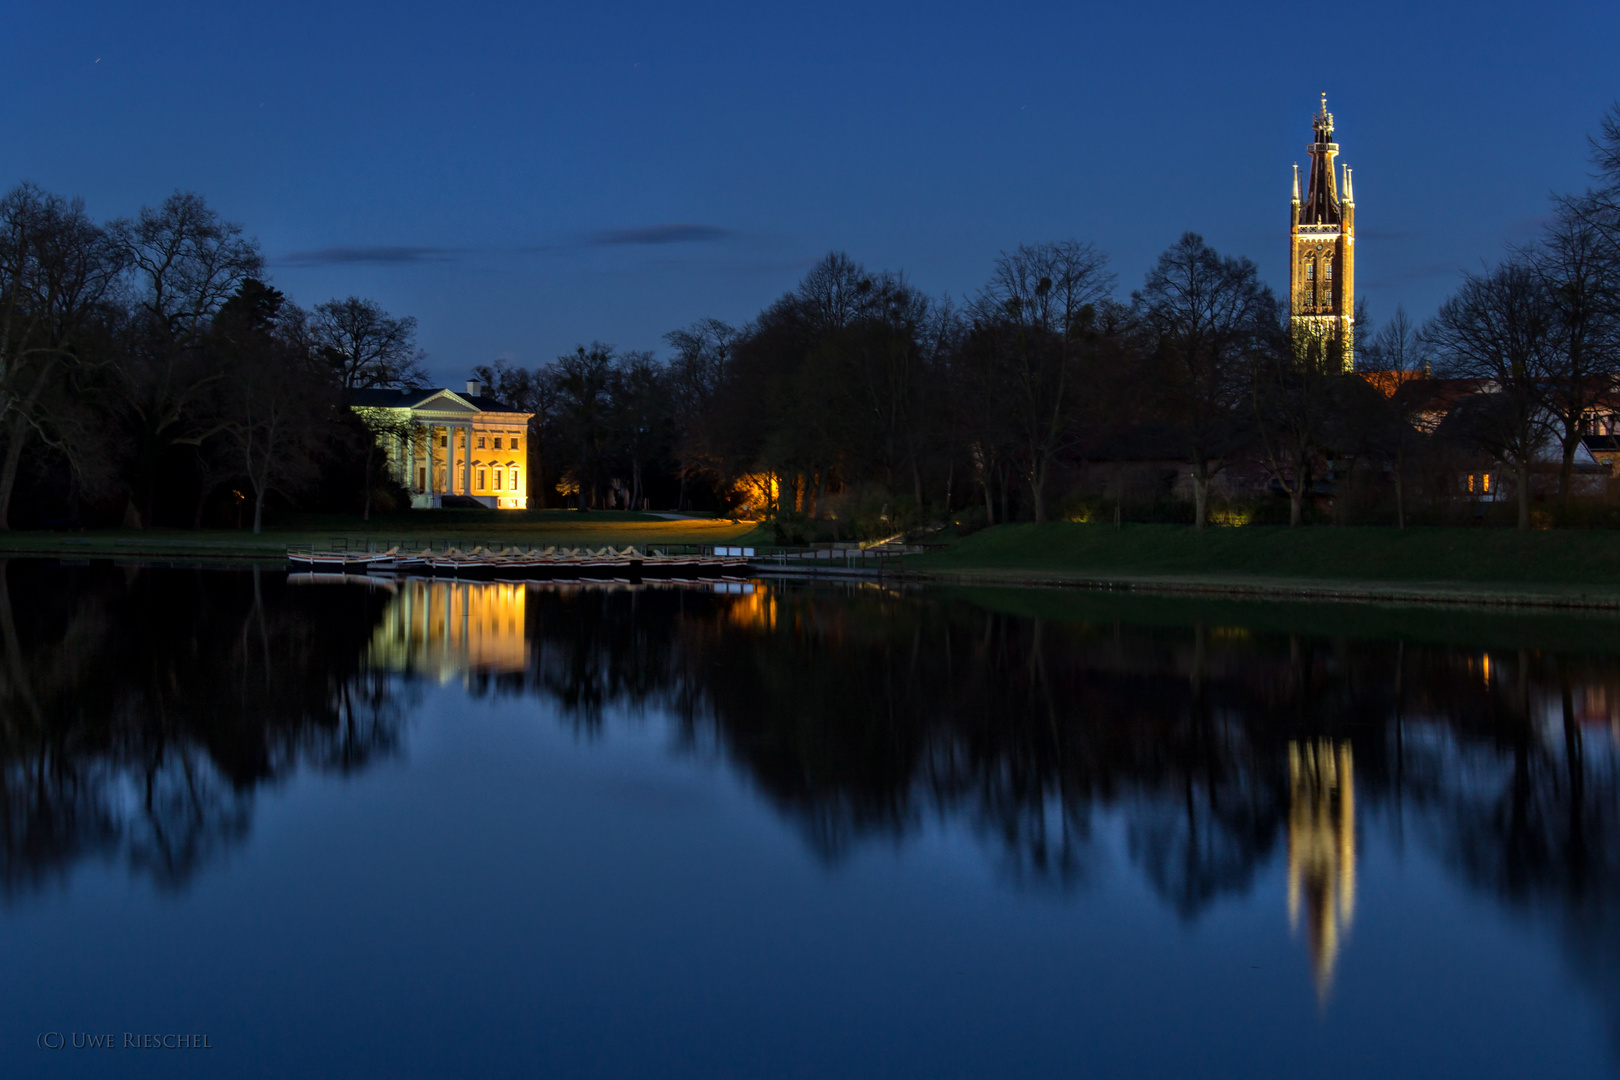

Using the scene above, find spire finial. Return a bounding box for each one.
[1293,162,1300,201]
[1321,92,1328,117]
[1345,166,1354,203]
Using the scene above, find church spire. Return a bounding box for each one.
[1288,94,1356,372]
[1301,93,1341,225]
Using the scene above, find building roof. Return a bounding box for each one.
[347,387,525,413]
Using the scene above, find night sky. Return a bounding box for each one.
[5,1,1616,383]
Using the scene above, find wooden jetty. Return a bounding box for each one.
[286,545,748,582]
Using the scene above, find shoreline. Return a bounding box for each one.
[9,525,1620,611]
[900,568,1620,611]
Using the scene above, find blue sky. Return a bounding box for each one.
[5,0,1616,383]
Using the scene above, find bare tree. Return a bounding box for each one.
[1426,261,1560,529]
[0,185,123,529]
[971,241,1115,523]
[310,297,427,391]
[1361,304,1429,528]
[546,344,616,509]
[1252,319,1339,527]
[664,319,735,510]
[113,192,263,526]
[210,281,334,533]
[1134,233,1277,529]
[1527,198,1620,501]
[350,407,416,521]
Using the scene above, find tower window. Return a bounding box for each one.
[1305,262,1315,280]
[1325,263,1333,281]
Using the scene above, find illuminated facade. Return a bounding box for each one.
[1287,739,1357,998]
[1290,95,1356,371]
[350,381,534,509]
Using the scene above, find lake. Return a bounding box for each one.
[3,560,1617,1078]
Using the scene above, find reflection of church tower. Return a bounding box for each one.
[1287,739,1357,999]
[1290,94,1356,371]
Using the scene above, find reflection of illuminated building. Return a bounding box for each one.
[722,582,775,631]
[1287,739,1356,999]
[368,580,528,679]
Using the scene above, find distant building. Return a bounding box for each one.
[1290,95,1356,370]
[350,380,534,509]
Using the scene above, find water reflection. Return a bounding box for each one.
[0,561,407,894]
[7,563,1620,1050]
[1288,740,1356,997]
[362,577,529,677]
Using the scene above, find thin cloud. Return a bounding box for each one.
[583,224,735,247]
[274,246,463,266]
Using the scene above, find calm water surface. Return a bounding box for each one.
[3,561,1618,1078]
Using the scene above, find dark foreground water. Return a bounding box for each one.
[2,562,1619,1078]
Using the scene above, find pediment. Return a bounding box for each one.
[413,390,479,414]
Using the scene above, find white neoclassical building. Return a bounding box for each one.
[350,381,534,509]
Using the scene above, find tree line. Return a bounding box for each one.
[0,188,426,532]
[476,105,1620,535]
[4,106,1618,533]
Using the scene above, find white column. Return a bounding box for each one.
[427,424,437,497]
[404,428,413,490]
[446,423,457,495]
[461,426,472,495]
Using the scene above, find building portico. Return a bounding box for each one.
[351,381,534,509]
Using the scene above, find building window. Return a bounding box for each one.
[478,469,487,491]
[417,466,426,491]
[1482,473,1491,493]
[510,468,520,492]
[493,468,503,491]
[493,437,502,450]
[1325,263,1333,281]
[439,434,448,447]
[477,436,486,449]
[1305,261,1314,280]
[511,436,520,451]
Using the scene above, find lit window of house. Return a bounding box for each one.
[511,437,520,451]
[493,468,503,491]
[510,468,520,492]
[1483,473,1491,493]
[477,436,486,449]
[477,469,487,491]
[493,437,502,450]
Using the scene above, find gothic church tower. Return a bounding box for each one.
[1290,95,1355,371]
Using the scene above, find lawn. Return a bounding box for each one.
[912,522,1620,593]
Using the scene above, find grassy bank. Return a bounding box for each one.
[0,511,768,561]
[908,522,1620,604]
